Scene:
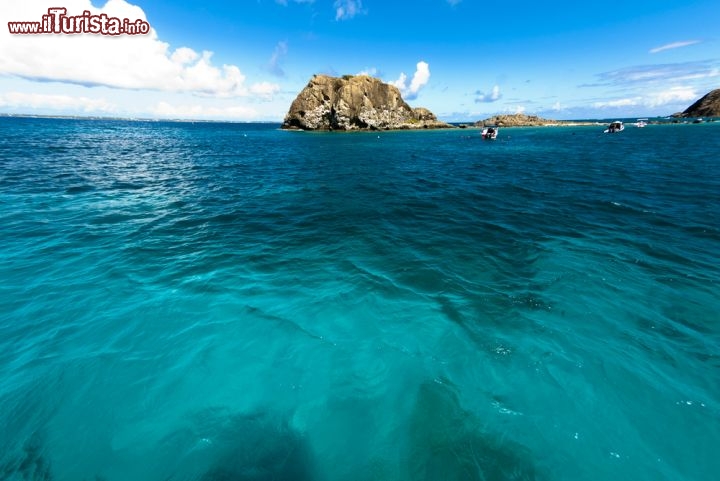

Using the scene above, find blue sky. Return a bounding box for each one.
[1,0,718,121]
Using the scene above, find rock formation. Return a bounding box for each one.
[676,88,720,118]
[474,113,596,127]
[281,74,453,130]
[475,113,557,127]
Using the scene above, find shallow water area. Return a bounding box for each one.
[1,118,718,481]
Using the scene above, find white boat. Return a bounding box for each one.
[636,118,648,128]
[604,121,624,133]
[481,126,499,140]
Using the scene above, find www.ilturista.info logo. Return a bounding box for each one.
[8,8,150,35]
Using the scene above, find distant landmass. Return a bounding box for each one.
[674,88,720,118]
[475,114,552,127]
[281,74,453,131]
[474,113,595,127]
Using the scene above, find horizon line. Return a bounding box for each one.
[1,112,695,125]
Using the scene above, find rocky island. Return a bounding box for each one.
[674,88,720,118]
[281,74,453,131]
[474,113,595,127]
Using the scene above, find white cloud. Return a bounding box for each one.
[592,86,698,109]
[674,68,720,82]
[409,62,430,96]
[0,91,115,112]
[645,86,697,107]
[390,73,407,90]
[267,41,288,77]
[390,61,430,100]
[357,67,378,76]
[152,101,258,120]
[595,61,720,86]
[475,85,501,103]
[171,47,200,65]
[334,0,365,20]
[649,40,700,54]
[0,1,277,98]
[249,82,281,98]
[593,97,641,108]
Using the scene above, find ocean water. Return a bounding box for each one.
[1,117,718,481]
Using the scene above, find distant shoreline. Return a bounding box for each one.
[453,121,600,128]
[1,112,717,126]
[0,113,275,124]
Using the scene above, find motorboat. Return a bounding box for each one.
[636,118,648,128]
[604,121,624,133]
[481,126,498,140]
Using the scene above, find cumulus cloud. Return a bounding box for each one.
[334,0,365,20]
[649,40,700,54]
[391,73,407,90]
[170,47,200,65]
[0,91,115,113]
[475,85,501,103]
[390,61,430,100]
[249,82,281,98]
[0,1,278,98]
[357,67,378,76]
[409,63,430,94]
[644,86,698,107]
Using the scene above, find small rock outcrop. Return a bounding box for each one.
[473,113,596,127]
[281,74,453,130]
[676,89,720,118]
[474,114,557,127]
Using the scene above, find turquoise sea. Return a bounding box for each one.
[1,117,718,481]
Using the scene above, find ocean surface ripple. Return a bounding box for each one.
[1,118,718,481]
